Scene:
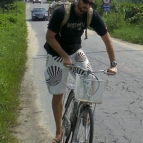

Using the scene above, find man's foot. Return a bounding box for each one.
[52,134,63,143]
[52,138,62,143]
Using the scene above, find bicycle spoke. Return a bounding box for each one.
[72,106,94,143]
[77,112,90,141]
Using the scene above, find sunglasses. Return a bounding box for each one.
[82,0,94,5]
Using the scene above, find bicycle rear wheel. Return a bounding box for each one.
[72,106,94,143]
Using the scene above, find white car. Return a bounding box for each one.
[33,0,41,4]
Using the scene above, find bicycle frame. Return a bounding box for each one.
[62,64,113,143]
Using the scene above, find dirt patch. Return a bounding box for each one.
[13,23,52,143]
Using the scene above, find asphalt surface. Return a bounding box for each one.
[26,1,143,143]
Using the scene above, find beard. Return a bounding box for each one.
[77,1,88,14]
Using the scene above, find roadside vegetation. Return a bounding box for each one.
[0,0,142,143]
[0,1,27,143]
[93,0,143,44]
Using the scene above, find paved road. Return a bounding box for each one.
[26,1,143,143]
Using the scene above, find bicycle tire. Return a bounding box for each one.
[62,90,75,143]
[72,106,94,143]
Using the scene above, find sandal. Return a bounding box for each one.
[52,130,63,143]
[52,138,62,143]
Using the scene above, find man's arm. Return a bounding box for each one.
[101,32,117,74]
[46,29,72,66]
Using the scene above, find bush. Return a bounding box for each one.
[8,15,17,23]
[103,12,125,33]
[92,0,103,15]
[119,3,143,24]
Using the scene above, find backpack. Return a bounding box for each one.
[48,0,93,39]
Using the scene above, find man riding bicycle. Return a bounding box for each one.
[44,0,117,142]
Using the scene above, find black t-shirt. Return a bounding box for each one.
[44,3,107,56]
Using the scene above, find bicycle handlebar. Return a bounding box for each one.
[67,64,115,75]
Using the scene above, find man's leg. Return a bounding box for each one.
[44,54,69,143]
[44,55,69,143]
[52,94,63,142]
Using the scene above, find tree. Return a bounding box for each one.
[0,0,17,13]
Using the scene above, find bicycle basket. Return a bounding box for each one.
[75,73,108,104]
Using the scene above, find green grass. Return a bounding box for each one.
[0,1,143,143]
[111,24,143,44]
[47,0,52,4]
[101,12,143,45]
[0,2,27,143]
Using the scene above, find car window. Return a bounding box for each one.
[33,8,46,12]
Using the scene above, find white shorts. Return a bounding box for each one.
[44,49,92,95]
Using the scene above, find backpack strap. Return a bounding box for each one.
[85,7,93,39]
[59,2,71,36]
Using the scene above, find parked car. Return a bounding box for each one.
[33,0,41,4]
[31,7,48,21]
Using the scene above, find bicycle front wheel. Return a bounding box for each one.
[72,106,94,143]
[62,90,75,143]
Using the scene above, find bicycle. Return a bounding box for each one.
[62,64,113,143]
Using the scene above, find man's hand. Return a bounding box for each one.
[63,56,72,68]
[107,66,117,75]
